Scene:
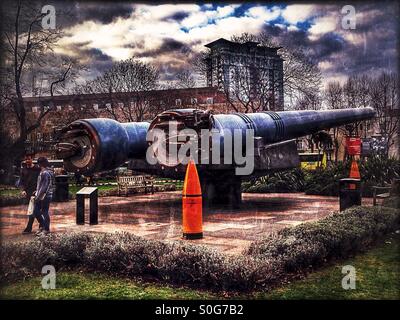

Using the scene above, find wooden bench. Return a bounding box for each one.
[372,179,400,206]
[117,175,154,196]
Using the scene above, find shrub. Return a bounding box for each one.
[242,156,400,197]
[383,196,400,209]
[243,168,305,193]
[247,206,400,272]
[360,157,400,196]
[1,206,398,291]
[303,162,349,196]
[43,232,93,266]
[83,232,158,275]
[0,238,57,283]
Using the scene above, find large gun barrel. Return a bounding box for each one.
[212,107,376,143]
[56,107,375,174]
[56,118,149,173]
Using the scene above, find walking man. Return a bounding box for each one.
[20,155,41,234]
[32,157,55,235]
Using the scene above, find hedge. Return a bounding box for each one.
[1,206,399,292]
[248,206,400,272]
[242,156,400,197]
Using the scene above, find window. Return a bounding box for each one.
[175,99,182,106]
[191,98,198,105]
[206,97,213,105]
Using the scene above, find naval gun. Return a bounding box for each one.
[56,107,375,206]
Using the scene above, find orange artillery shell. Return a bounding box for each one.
[349,159,361,189]
[349,160,361,179]
[182,160,203,239]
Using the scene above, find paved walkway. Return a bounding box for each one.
[0,192,372,254]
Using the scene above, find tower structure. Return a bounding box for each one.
[205,38,284,110]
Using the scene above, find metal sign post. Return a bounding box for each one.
[76,187,98,225]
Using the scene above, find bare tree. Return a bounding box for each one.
[324,81,344,110]
[175,70,196,89]
[80,58,159,122]
[324,72,399,159]
[343,76,358,109]
[232,32,323,108]
[369,72,399,155]
[355,74,371,109]
[0,0,77,172]
[295,91,321,111]
[324,81,346,162]
[222,64,276,112]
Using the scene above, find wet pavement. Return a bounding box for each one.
[0,192,373,254]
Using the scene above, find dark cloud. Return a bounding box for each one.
[137,38,193,58]
[85,48,113,62]
[74,3,133,24]
[64,43,114,74]
[320,2,398,77]
[261,24,344,61]
[259,2,398,80]
[311,33,345,60]
[124,42,146,50]
[261,24,285,38]
[279,29,309,48]
[163,11,190,22]
[160,38,189,52]
[48,2,397,84]
[54,1,134,28]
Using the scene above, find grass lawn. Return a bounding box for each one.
[0,273,217,300]
[68,185,117,195]
[258,232,400,300]
[1,233,399,300]
[154,178,183,190]
[0,188,21,197]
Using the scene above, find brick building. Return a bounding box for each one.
[4,87,229,156]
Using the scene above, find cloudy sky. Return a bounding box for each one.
[53,1,398,87]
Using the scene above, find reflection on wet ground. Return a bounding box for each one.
[0,192,372,254]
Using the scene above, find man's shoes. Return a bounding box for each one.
[22,229,32,234]
[36,230,50,236]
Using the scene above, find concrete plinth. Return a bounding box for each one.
[200,170,242,208]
